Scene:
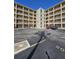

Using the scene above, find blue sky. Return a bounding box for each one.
[15,0,64,10]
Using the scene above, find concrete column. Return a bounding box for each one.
[15,4,17,28]
[28,10,29,28]
[14,6,17,28]
[53,8,55,26]
[23,7,25,28]
[22,7,24,29]
[60,4,62,29]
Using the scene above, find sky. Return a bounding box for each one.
[15,0,64,10]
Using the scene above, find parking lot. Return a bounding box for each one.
[14,28,65,59]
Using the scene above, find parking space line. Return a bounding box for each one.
[14,39,46,55]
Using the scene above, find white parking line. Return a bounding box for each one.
[30,39,46,48]
[14,40,30,55]
[14,39,46,55]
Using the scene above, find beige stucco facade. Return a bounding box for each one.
[14,1,65,30]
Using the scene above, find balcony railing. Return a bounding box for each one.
[54,12,61,15]
[14,7,17,9]
[55,17,61,19]
[62,15,65,18]
[16,22,22,24]
[62,10,65,13]
[54,7,61,11]
[17,8,23,10]
[17,13,23,15]
[24,22,28,24]
[62,22,65,24]
[16,18,23,20]
[14,12,17,14]
[62,5,65,8]
[24,14,28,17]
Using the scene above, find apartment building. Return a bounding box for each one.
[36,8,45,29]
[44,1,65,29]
[14,1,65,30]
[14,3,36,29]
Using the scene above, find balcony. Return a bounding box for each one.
[62,18,65,22]
[17,8,23,11]
[17,13,23,15]
[49,12,53,15]
[55,24,61,28]
[34,18,36,20]
[14,8,16,12]
[14,21,16,23]
[24,22,28,24]
[29,9,34,12]
[14,7,17,9]
[24,20,28,23]
[62,10,65,13]
[62,15,65,18]
[29,14,33,16]
[54,7,61,11]
[17,14,23,18]
[49,20,53,22]
[16,24,22,28]
[16,18,23,20]
[55,20,61,23]
[55,19,61,24]
[24,16,28,19]
[55,17,61,19]
[62,22,65,24]
[24,17,28,20]
[17,19,22,22]
[29,24,33,26]
[48,8,53,11]
[17,4,23,10]
[24,11,28,13]
[34,14,36,17]
[49,15,53,18]
[29,11,34,14]
[16,22,22,24]
[29,20,33,22]
[34,24,36,27]
[24,14,28,17]
[62,24,65,28]
[29,17,33,19]
[49,16,53,19]
[14,11,17,14]
[62,2,65,8]
[54,12,61,15]
[46,14,48,16]
[14,16,16,19]
[24,7,28,11]
[24,24,28,28]
[62,5,65,8]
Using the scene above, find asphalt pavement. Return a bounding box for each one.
[14,29,65,59]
